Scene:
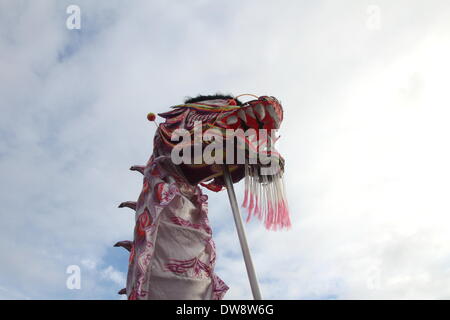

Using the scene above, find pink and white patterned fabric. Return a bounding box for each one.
[124,155,228,300]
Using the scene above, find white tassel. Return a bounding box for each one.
[242,163,290,230]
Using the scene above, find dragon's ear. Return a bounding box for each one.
[227,99,237,106]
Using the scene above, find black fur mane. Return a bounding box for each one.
[184,94,243,105]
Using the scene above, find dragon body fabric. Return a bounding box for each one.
[116,95,289,300]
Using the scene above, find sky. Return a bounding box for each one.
[1,0,450,299]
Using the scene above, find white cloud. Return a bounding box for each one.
[81,259,97,271]
[101,266,126,286]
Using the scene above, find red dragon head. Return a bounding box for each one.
[152,94,290,230]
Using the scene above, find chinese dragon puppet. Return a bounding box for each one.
[115,94,290,300]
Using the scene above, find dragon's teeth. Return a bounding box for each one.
[226,115,238,125]
[245,107,256,119]
[237,109,247,122]
[266,105,280,125]
[254,104,265,121]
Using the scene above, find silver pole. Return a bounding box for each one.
[222,165,263,300]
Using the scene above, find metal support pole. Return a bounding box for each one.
[222,165,262,300]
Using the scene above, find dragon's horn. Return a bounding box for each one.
[130,165,145,175]
[118,201,136,211]
[113,241,132,252]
